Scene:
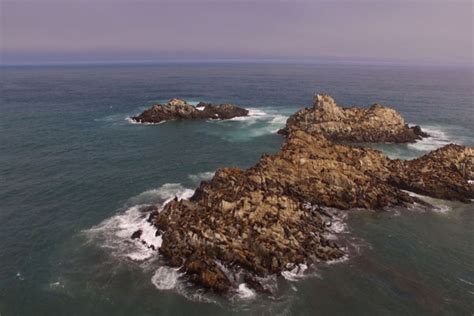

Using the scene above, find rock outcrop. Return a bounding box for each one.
[135,93,473,294]
[279,94,428,143]
[131,98,249,123]
[151,137,473,292]
[389,144,474,202]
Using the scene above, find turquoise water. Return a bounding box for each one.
[0,63,473,315]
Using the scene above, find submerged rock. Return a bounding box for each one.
[149,93,473,293]
[131,98,249,123]
[131,229,143,240]
[279,94,428,143]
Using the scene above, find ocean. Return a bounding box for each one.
[0,63,473,315]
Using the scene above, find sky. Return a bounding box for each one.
[1,0,473,65]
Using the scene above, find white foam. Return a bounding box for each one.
[468,180,474,185]
[151,266,183,290]
[126,117,166,125]
[85,205,161,261]
[49,281,64,289]
[459,278,474,286]
[325,212,349,235]
[408,126,451,152]
[404,190,452,214]
[229,111,288,138]
[228,108,268,122]
[188,171,215,183]
[281,264,308,281]
[235,283,256,299]
[84,183,193,261]
[128,183,195,206]
[326,254,350,265]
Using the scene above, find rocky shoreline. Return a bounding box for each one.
[132,94,474,294]
[131,98,249,123]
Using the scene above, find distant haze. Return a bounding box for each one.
[1,0,473,65]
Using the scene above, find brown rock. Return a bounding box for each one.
[279,94,428,143]
[150,93,473,292]
[131,99,248,123]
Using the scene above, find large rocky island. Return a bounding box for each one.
[136,94,474,294]
[279,94,428,142]
[131,98,249,123]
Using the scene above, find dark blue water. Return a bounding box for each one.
[1,63,473,315]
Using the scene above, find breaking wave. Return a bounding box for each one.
[235,283,256,299]
[84,183,352,302]
[84,183,194,261]
[228,108,268,121]
[207,107,289,141]
[404,191,454,214]
[188,171,215,183]
[151,266,183,290]
[408,126,452,152]
[281,264,309,281]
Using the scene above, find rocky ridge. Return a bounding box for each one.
[133,94,473,294]
[279,94,428,143]
[131,98,249,123]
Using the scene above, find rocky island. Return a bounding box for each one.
[131,98,249,123]
[279,94,428,142]
[134,94,474,294]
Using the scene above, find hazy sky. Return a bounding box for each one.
[1,0,473,65]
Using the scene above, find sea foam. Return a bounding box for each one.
[408,126,452,152]
[151,266,183,290]
[188,171,215,183]
[281,264,309,281]
[84,183,193,261]
[235,283,256,299]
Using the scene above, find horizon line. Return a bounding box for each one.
[1,57,473,68]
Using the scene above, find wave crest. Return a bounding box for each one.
[84,183,194,261]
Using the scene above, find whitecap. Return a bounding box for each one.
[326,254,350,265]
[188,171,215,183]
[125,117,166,125]
[228,108,268,122]
[85,205,162,261]
[49,281,64,289]
[281,264,308,281]
[151,266,183,290]
[459,278,474,286]
[127,183,194,206]
[408,126,452,152]
[215,109,288,140]
[235,283,256,299]
[403,190,452,214]
[84,183,193,261]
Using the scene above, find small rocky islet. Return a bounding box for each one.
[131,94,474,294]
[131,98,249,123]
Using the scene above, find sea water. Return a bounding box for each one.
[0,63,473,315]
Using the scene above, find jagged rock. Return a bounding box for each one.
[131,230,142,240]
[279,94,428,143]
[150,93,473,293]
[183,257,232,293]
[131,98,248,123]
[389,144,474,202]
